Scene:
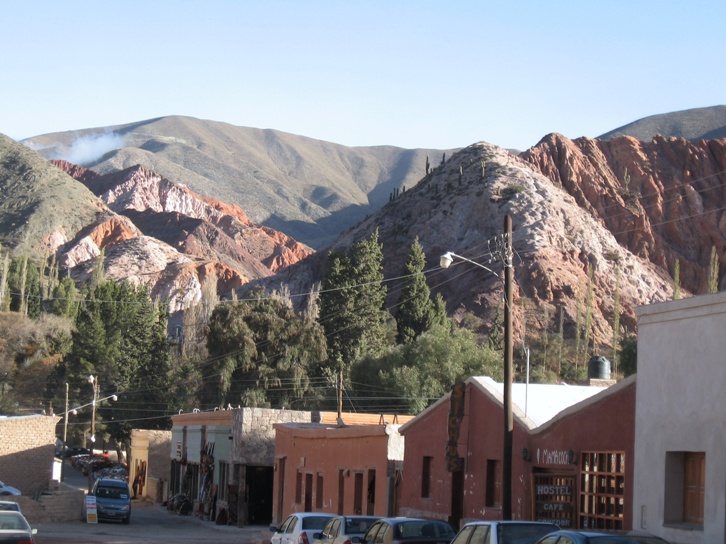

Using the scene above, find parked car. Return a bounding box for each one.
[0,482,21,496]
[58,446,91,459]
[85,477,131,524]
[361,517,456,544]
[450,520,560,544]
[271,512,335,544]
[314,515,380,544]
[0,501,20,512]
[534,529,670,543]
[0,510,37,543]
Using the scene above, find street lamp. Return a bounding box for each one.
[88,374,98,448]
[440,214,514,520]
[86,375,118,451]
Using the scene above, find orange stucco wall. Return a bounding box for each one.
[272,424,398,523]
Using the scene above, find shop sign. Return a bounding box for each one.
[533,475,575,528]
[85,495,98,524]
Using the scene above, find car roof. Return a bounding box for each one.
[96,478,128,486]
[464,521,559,526]
[546,530,665,537]
[0,511,23,517]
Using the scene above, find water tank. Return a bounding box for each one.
[587,355,611,380]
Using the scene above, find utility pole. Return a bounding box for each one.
[62,383,69,481]
[503,214,513,520]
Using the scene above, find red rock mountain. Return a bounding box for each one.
[520,134,726,295]
[254,134,726,353]
[51,160,313,309]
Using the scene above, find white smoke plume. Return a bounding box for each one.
[60,132,126,165]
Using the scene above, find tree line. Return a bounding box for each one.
[0,233,636,457]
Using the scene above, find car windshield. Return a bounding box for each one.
[302,516,333,530]
[396,521,454,540]
[96,485,128,499]
[346,518,379,535]
[498,524,559,542]
[0,514,28,531]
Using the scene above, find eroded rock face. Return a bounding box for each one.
[253,140,685,350]
[51,160,312,308]
[520,134,726,294]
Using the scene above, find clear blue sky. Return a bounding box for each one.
[2,0,724,150]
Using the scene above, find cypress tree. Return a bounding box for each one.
[396,238,436,344]
[318,230,391,409]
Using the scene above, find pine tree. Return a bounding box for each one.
[50,276,80,318]
[318,230,391,410]
[396,238,437,344]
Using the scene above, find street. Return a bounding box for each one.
[33,502,270,543]
[34,465,271,544]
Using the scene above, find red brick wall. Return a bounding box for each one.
[0,415,60,496]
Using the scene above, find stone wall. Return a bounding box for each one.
[0,415,60,496]
[231,408,313,465]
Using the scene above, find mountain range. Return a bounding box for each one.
[3,105,726,357]
[23,116,455,249]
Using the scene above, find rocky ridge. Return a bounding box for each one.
[50,159,313,310]
[521,133,726,296]
[248,140,678,349]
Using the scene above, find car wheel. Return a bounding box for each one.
[123,516,130,524]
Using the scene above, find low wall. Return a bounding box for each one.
[12,483,85,523]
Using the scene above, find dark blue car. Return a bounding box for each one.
[534,529,670,544]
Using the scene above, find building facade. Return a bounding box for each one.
[633,292,726,543]
[398,376,634,531]
[169,407,319,526]
[271,413,412,524]
[0,414,59,496]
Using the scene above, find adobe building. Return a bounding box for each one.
[398,375,635,531]
[0,414,60,496]
[129,429,171,502]
[169,407,324,527]
[633,291,726,543]
[271,412,414,524]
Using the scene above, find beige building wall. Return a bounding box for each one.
[130,429,171,501]
[634,292,726,544]
[0,415,59,496]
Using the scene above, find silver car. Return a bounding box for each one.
[271,512,335,544]
[314,516,380,544]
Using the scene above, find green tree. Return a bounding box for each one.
[619,334,637,377]
[318,230,391,409]
[7,257,41,317]
[395,238,445,344]
[202,291,328,409]
[351,322,502,414]
[61,280,176,451]
[50,276,80,319]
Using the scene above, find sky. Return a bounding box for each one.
[2,0,725,151]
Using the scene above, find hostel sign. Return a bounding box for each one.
[533,475,575,528]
